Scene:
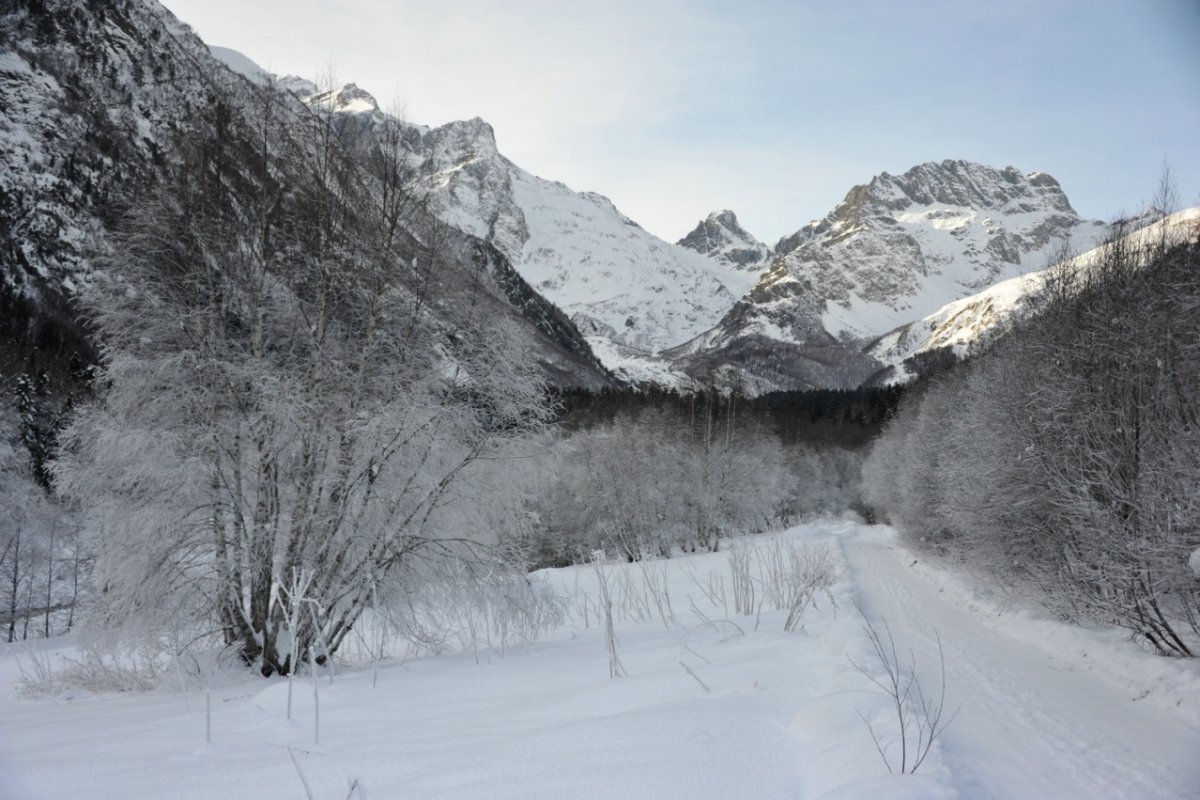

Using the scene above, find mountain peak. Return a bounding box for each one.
[864,160,1076,215]
[309,82,379,114]
[678,210,770,271]
[751,159,1107,345]
[278,75,319,98]
[209,45,270,83]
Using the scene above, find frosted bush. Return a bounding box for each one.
[728,536,838,630]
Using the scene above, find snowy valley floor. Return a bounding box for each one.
[2,521,1198,799]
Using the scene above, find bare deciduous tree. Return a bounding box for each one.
[54,86,551,675]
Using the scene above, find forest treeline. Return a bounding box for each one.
[555,383,905,447]
[517,385,883,569]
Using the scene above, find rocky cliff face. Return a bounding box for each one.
[677,210,772,270]
[0,0,247,371]
[288,74,761,383]
[661,160,1115,393]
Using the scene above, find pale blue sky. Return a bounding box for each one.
[165,0,1199,243]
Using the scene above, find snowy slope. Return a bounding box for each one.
[868,207,1200,373]
[0,7,615,393]
[4,521,1198,799]
[509,172,760,355]
[207,45,270,83]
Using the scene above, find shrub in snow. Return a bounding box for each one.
[727,536,837,630]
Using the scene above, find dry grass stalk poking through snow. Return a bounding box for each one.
[381,561,566,663]
[591,558,627,679]
[17,639,159,696]
[727,537,838,630]
[850,618,958,774]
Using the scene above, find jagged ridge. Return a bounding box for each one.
[677,210,771,270]
[866,207,1199,383]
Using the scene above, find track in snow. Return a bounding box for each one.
[842,527,1200,799]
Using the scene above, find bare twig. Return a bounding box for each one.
[679,660,711,693]
[849,617,958,774]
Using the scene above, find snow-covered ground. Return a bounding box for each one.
[845,525,1200,797]
[2,522,1197,799]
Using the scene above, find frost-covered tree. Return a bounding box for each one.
[549,413,689,562]
[781,445,865,523]
[679,404,788,551]
[531,398,793,564]
[54,88,550,675]
[0,402,65,641]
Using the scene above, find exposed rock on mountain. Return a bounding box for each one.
[213,49,1132,394]
[6,9,1155,398]
[1,0,242,373]
[666,160,1118,392]
[866,207,1199,383]
[677,210,772,270]
[740,160,1110,345]
[663,276,879,394]
[0,4,614,390]
[290,76,761,383]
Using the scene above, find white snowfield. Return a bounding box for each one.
[2,522,1197,799]
[509,168,760,355]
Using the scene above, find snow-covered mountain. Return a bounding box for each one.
[677,210,772,270]
[8,7,1163,397]
[662,160,1119,392]
[866,207,1200,382]
[213,49,1138,394]
[0,7,614,390]
[742,160,1110,343]
[279,75,759,385]
[506,174,760,355]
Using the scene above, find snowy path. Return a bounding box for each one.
[842,527,1200,799]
